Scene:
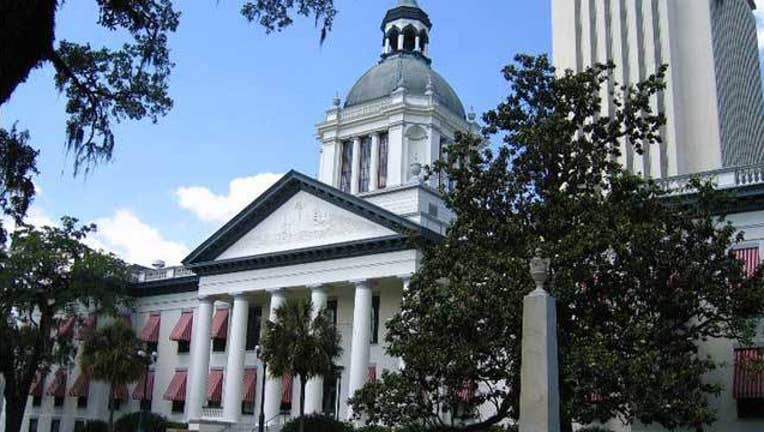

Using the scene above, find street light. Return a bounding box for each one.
[136,349,158,432]
[255,345,266,432]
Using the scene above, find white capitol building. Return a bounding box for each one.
[5,1,764,432]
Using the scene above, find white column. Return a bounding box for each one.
[223,293,249,423]
[397,34,404,51]
[519,258,560,432]
[187,297,214,422]
[369,133,380,192]
[414,35,421,52]
[346,280,372,421]
[304,286,329,414]
[384,37,391,54]
[263,289,286,423]
[350,137,361,194]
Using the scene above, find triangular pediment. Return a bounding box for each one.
[183,171,440,268]
[215,191,396,260]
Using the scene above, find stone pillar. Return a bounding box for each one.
[187,296,214,422]
[519,257,560,432]
[304,285,329,414]
[415,35,421,52]
[263,289,286,423]
[384,37,391,54]
[369,133,380,192]
[397,34,405,51]
[350,137,362,194]
[223,293,249,423]
[346,280,372,420]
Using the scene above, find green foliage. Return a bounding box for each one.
[576,427,612,432]
[82,420,109,432]
[280,415,352,432]
[355,426,390,432]
[1,0,337,174]
[81,321,146,432]
[349,54,764,432]
[115,412,168,432]
[0,125,38,246]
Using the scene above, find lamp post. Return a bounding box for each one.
[255,345,266,432]
[137,349,158,432]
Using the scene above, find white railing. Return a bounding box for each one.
[201,406,223,419]
[658,163,764,195]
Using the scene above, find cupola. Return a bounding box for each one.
[380,0,432,60]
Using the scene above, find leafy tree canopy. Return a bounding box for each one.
[349,55,764,432]
[0,217,132,432]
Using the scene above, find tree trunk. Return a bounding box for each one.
[298,377,307,432]
[108,383,115,432]
[3,396,27,432]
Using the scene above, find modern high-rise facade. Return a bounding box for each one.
[552,0,764,178]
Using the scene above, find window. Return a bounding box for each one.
[327,300,338,328]
[359,136,372,193]
[74,420,85,432]
[378,133,388,189]
[28,419,38,432]
[54,397,64,407]
[738,399,764,418]
[371,295,380,344]
[146,341,158,356]
[141,398,152,411]
[50,419,60,432]
[402,26,416,51]
[171,400,185,413]
[77,396,87,409]
[242,401,255,416]
[207,400,221,409]
[339,141,353,193]
[212,338,226,352]
[177,340,190,353]
[32,396,41,407]
[246,306,262,351]
[108,398,121,411]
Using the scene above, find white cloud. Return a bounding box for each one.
[89,209,190,266]
[756,1,764,49]
[176,173,283,223]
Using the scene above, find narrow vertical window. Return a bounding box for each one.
[245,306,262,351]
[327,300,338,328]
[359,136,372,193]
[340,141,353,193]
[378,133,389,189]
[370,295,380,344]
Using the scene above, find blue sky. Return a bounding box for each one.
[1,1,763,266]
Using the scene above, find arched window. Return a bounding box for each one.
[418,30,429,53]
[387,28,400,52]
[403,25,417,51]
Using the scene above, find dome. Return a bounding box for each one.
[344,54,466,119]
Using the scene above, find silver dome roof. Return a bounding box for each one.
[344,54,466,119]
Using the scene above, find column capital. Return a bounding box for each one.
[306,284,326,292]
[348,279,370,288]
[197,295,214,303]
[267,287,286,295]
[231,292,247,300]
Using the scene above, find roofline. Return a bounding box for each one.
[381,6,432,30]
[183,170,442,265]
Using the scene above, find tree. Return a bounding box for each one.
[261,298,342,432]
[0,125,38,248]
[80,320,145,432]
[349,55,764,431]
[1,0,337,174]
[0,217,131,432]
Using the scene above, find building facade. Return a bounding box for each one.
[552,0,764,178]
[5,1,477,432]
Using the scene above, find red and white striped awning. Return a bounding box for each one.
[734,348,764,399]
[141,313,161,343]
[207,369,224,402]
[132,371,155,401]
[211,308,229,339]
[242,368,258,403]
[281,373,293,404]
[734,247,760,278]
[164,370,188,401]
[367,366,377,383]
[29,373,44,397]
[112,383,129,401]
[46,370,67,398]
[58,317,76,338]
[170,311,193,342]
[456,381,476,403]
[68,373,90,398]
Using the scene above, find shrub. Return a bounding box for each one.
[355,427,390,432]
[577,427,612,432]
[81,420,108,432]
[114,412,169,432]
[281,415,353,432]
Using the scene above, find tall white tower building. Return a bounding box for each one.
[552,0,764,178]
